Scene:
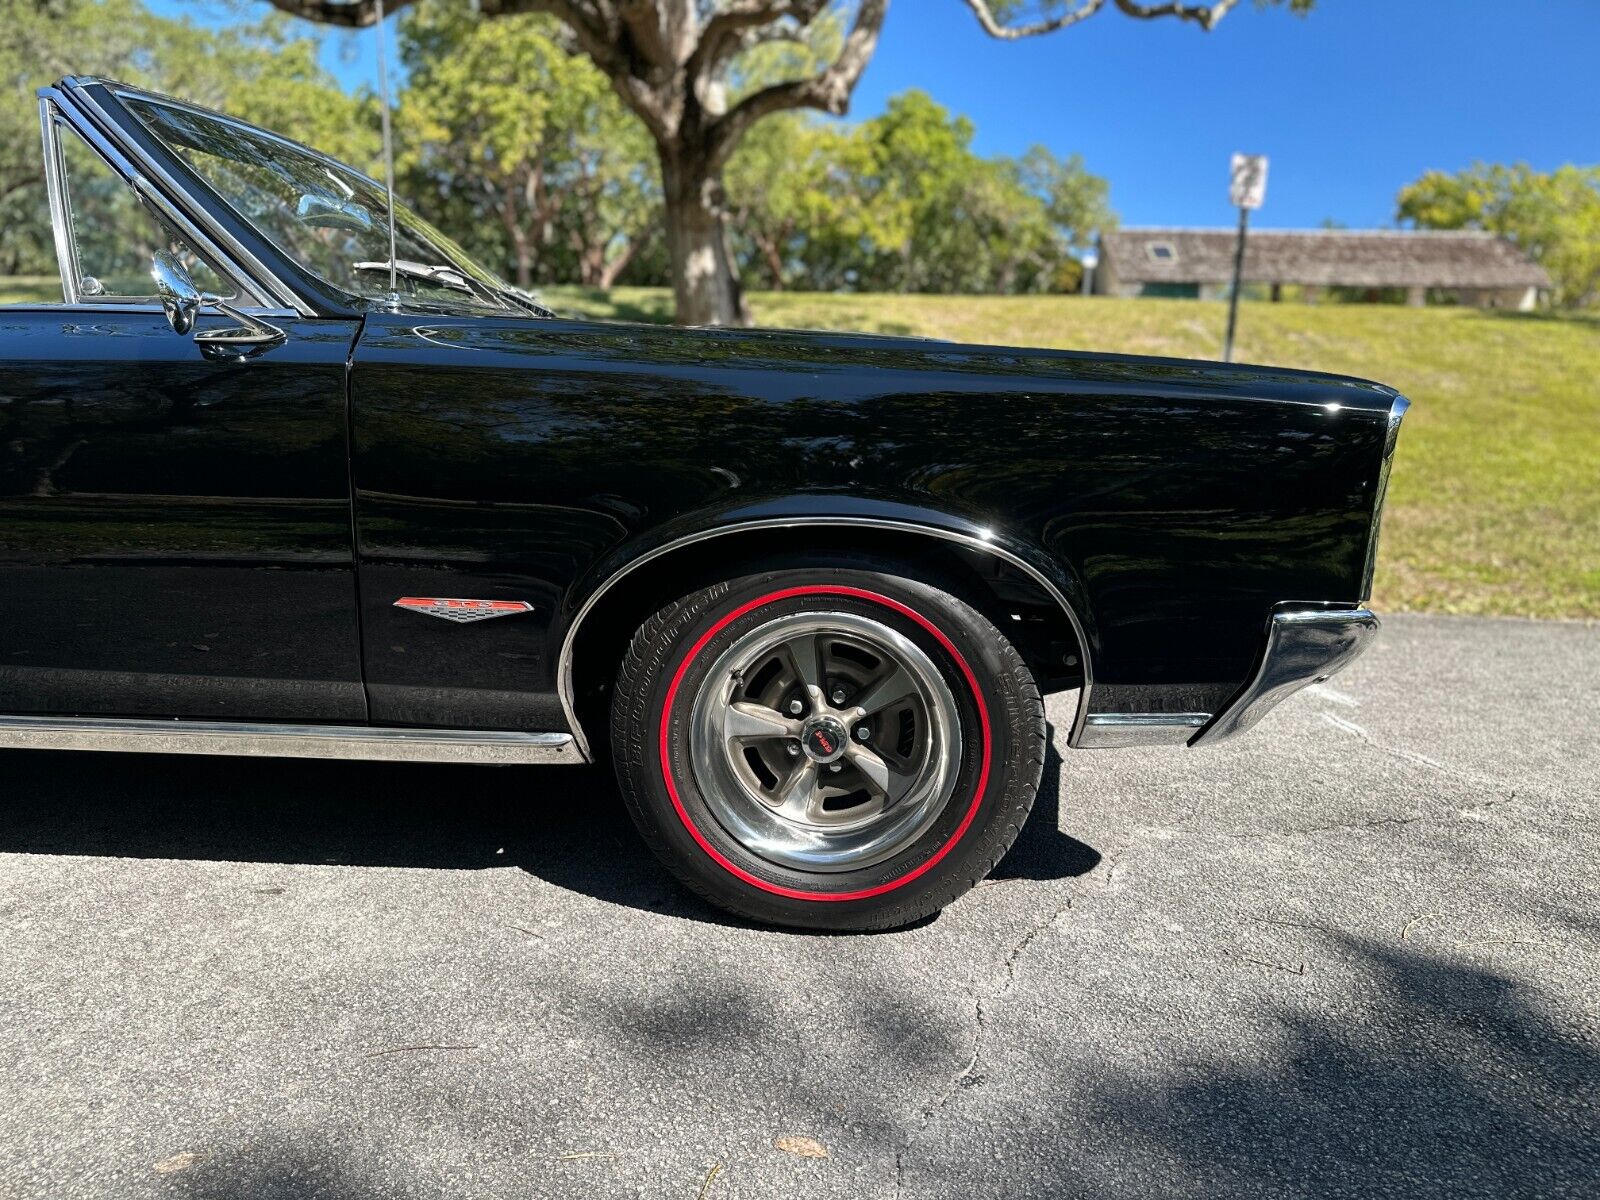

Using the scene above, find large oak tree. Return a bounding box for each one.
[264,0,1304,325]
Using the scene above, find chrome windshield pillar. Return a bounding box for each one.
[1190,607,1379,747]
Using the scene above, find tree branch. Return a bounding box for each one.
[688,0,828,83]
[706,0,886,170]
[1112,0,1242,31]
[617,0,676,69]
[961,0,1243,37]
[959,0,1105,38]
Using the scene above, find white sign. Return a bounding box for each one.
[1230,153,1269,210]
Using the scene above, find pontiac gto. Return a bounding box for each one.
[0,78,1406,929]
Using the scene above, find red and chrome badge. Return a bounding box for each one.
[393,597,535,624]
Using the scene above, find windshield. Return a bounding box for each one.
[122,93,536,314]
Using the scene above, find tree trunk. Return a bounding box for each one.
[598,238,640,290]
[513,236,534,291]
[660,146,749,326]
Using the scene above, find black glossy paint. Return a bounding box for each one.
[0,308,364,720]
[350,314,1397,729]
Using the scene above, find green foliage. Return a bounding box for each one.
[1398,163,1600,309]
[395,1,656,289]
[1,0,1136,299]
[725,91,1114,293]
[0,0,372,276]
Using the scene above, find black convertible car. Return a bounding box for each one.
[2,79,1406,929]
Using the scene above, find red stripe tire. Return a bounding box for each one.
[610,563,1046,931]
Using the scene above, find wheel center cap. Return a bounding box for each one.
[801,716,849,764]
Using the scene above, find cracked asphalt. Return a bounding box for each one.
[2,613,1597,1199]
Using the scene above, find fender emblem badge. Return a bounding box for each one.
[393,597,535,624]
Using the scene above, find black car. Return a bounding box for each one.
[0,79,1406,930]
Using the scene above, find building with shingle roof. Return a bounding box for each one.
[1094,227,1551,309]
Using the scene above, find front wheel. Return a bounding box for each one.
[610,564,1047,931]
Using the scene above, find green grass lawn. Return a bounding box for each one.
[7,275,1594,618]
[0,277,59,305]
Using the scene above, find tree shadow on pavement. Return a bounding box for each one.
[0,725,1095,923]
[907,932,1600,1200]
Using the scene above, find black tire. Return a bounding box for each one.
[609,561,1046,931]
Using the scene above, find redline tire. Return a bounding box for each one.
[610,564,1046,931]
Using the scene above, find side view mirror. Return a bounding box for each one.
[150,250,286,359]
[152,250,202,335]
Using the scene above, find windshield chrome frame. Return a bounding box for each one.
[91,79,528,318]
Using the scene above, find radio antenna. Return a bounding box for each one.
[374,0,398,297]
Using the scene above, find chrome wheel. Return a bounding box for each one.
[688,610,962,872]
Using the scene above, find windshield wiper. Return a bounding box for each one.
[353,258,478,296]
[353,259,554,317]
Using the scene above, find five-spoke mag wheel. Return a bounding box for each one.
[610,562,1047,931]
[689,610,961,872]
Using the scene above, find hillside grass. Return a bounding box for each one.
[6,275,1594,618]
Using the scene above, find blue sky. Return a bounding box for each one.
[154,0,1599,229]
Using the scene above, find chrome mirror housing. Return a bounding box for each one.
[149,249,286,359]
[151,250,202,335]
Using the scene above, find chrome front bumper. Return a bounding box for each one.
[1189,607,1380,747]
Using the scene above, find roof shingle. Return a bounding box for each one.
[1101,228,1551,289]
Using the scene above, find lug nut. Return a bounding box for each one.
[828,762,842,773]
[788,699,804,716]
[830,686,847,704]
[855,724,871,742]
[786,741,800,757]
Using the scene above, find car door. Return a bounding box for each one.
[0,106,364,721]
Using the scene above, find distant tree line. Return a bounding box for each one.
[0,0,1114,300]
[4,0,1592,312]
[1398,164,1600,310]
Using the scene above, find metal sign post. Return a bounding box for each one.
[1224,153,1268,362]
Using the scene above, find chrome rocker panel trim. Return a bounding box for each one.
[1077,712,1211,749]
[1190,607,1380,748]
[0,715,582,765]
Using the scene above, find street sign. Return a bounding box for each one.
[1230,154,1269,210]
[1224,154,1268,362]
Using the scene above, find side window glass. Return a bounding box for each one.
[55,121,233,301]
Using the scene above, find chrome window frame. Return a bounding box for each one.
[38,89,283,314]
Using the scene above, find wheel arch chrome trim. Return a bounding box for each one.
[556,515,1095,761]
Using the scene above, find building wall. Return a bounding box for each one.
[1456,286,1540,311]
[1095,251,1542,310]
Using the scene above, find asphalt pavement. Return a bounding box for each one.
[1,613,1596,1199]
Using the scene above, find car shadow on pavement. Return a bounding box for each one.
[0,727,1096,926]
